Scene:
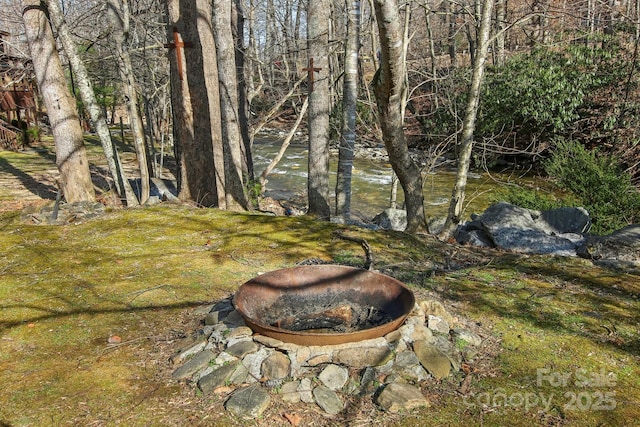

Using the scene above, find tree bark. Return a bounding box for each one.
[307,0,331,219]
[213,0,248,210]
[166,0,225,207]
[439,0,495,240]
[336,0,361,219]
[372,0,426,233]
[22,0,95,204]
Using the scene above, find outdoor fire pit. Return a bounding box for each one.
[233,265,415,345]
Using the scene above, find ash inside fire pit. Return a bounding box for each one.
[269,300,395,333]
[233,265,415,345]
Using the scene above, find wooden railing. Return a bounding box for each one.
[0,119,20,150]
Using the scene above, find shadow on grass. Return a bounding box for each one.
[432,257,640,357]
[0,156,57,199]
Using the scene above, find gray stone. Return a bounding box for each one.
[171,338,207,365]
[452,328,482,347]
[398,322,433,344]
[171,350,215,380]
[298,378,315,403]
[427,315,450,334]
[228,363,249,385]
[227,326,253,339]
[578,224,640,268]
[225,384,271,419]
[458,202,588,256]
[539,206,591,234]
[208,323,229,344]
[376,383,430,413]
[242,348,272,382]
[394,351,420,368]
[372,208,407,231]
[334,343,392,368]
[413,340,451,379]
[313,385,344,415]
[419,300,455,327]
[280,380,301,403]
[214,352,239,366]
[205,308,233,325]
[261,351,290,380]
[318,364,349,391]
[224,310,246,327]
[226,340,259,358]
[402,364,430,382]
[198,363,238,395]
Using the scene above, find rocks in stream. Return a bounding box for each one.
[170,296,484,418]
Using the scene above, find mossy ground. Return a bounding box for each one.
[0,142,638,426]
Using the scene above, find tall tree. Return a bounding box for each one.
[336,0,361,219]
[166,0,225,207]
[213,0,248,210]
[372,0,426,233]
[439,0,495,239]
[106,0,151,205]
[307,0,331,219]
[22,0,95,203]
[47,0,139,207]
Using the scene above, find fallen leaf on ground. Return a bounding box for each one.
[283,412,302,426]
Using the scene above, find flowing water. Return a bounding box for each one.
[253,136,542,221]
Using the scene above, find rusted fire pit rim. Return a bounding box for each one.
[233,265,415,346]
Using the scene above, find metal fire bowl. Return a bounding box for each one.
[233,265,415,346]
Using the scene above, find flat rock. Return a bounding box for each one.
[225,384,271,419]
[261,351,290,380]
[333,344,393,368]
[171,350,215,380]
[318,364,349,391]
[198,363,238,395]
[413,340,451,379]
[226,340,259,358]
[280,380,301,403]
[298,378,315,403]
[242,347,272,382]
[376,383,430,413]
[427,315,450,334]
[313,385,344,415]
[419,300,455,326]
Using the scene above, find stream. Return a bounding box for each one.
[253,136,542,221]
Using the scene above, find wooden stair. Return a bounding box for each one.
[0,118,21,150]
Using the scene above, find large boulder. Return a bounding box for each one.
[372,208,407,232]
[456,202,588,256]
[577,224,640,271]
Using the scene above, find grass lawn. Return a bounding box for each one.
[1,142,638,426]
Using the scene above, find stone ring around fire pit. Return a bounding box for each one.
[233,265,415,346]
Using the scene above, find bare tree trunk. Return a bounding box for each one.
[214,0,248,210]
[439,0,495,240]
[166,0,225,207]
[233,0,254,183]
[372,0,426,233]
[307,0,331,219]
[260,97,308,193]
[44,0,136,205]
[106,0,150,205]
[22,0,95,204]
[336,0,361,219]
